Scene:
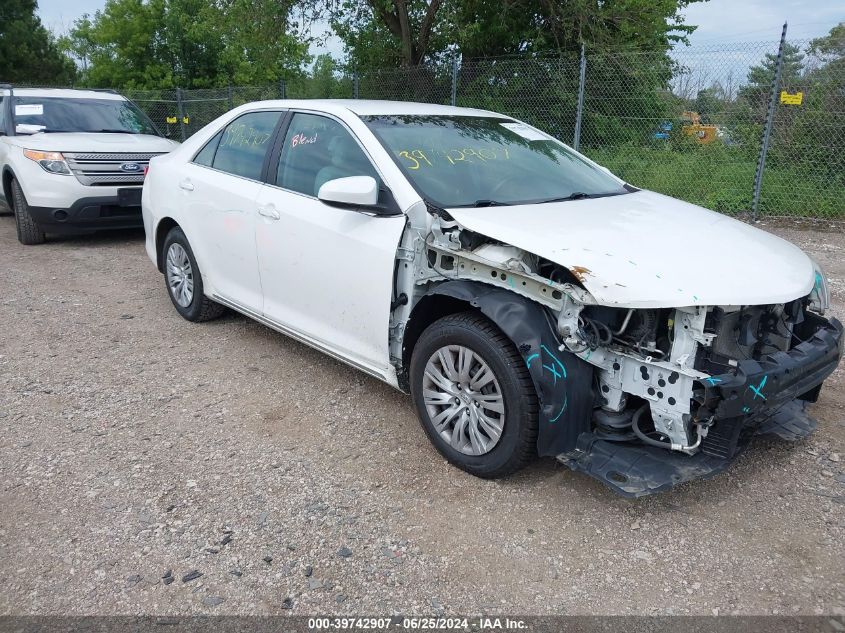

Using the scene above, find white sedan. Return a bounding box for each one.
[142,100,842,496]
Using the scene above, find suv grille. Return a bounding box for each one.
[64,152,164,187]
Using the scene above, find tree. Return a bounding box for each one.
[738,42,805,113]
[787,23,845,176]
[306,54,350,98]
[694,87,721,123]
[61,0,312,89]
[0,0,77,85]
[325,0,705,71]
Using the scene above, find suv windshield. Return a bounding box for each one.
[13,96,160,135]
[363,115,629,208]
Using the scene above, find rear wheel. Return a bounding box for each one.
[162,226,225,322]
[11,179,45,245]
[410,312,538,478]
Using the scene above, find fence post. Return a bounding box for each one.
[278,78,286,99]
[752,22,788,221]
[353,71,359,99]
[573,43,586,151]
[450,55,459,106]
[227,84,234,110]
[175,87,187,142]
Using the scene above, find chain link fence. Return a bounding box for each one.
[125,85,281,141]
[16,31,843,220]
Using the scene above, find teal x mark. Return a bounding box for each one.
[750,375,768,400]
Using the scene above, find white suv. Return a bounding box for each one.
[0,86,178,244]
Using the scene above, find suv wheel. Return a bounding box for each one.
[11,179,46,245]
[162,226,225,322]
[410,312,539,478]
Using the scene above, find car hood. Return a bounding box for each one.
[446,190,815,308]
[7,133,178,153]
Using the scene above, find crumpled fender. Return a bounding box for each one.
[425,281,594,457]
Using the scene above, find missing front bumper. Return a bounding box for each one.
[559,314,843,497]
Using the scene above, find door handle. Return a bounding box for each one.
[257,204,280,220]
[179,179,194,191]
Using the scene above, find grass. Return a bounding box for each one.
[584,145,845,219]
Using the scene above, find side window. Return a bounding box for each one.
[0,95,6,133]
[211,111,282,180]
[276,113,378,197]
[192,130,222,167]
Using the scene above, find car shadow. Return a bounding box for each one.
[43,227,147,247]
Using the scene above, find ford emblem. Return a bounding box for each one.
[120,162,142,172]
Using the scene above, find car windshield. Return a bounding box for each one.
[363,115,629,207]
[12,96,160,135]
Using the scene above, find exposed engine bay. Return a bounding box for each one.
[388,202,843,495]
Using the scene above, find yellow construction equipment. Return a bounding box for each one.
[681,111,718,144]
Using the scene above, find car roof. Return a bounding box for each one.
[9,88,126,101]
[246,99,509,119]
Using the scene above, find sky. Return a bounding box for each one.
[38,0,843,56]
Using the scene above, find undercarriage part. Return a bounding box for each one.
[592,408,634,441]
[755,399,817,441]
[423,280,595,458]
[560,399,816,496]
[630,404,703,452]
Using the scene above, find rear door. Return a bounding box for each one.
[178,110,284,311]
[253,111,406,376]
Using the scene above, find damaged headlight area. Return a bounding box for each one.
[808,259,830,316]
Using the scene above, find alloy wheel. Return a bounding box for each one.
[422,344,505,456]
[166,243,194,307]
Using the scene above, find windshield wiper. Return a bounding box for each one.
[467,199,510,207]
[534,191,628,204]
[89,129,138,134]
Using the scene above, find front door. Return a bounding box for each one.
[254,112,406,376]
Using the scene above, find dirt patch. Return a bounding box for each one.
[0,219,842,616]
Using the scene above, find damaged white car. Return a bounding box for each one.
[142,100,842,496]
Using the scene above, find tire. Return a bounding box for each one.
[161,226,225,322]
[11,179,46,245]
[410,311,539,478]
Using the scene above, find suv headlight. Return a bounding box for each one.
[808,259,830,315]
[23,149,72,175]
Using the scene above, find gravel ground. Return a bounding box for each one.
[0,216,843,617]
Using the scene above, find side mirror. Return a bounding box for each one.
[317,176,378,208]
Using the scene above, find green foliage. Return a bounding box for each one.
[737,42,805,117]
[62,0,311,89]
[0,0,77,85]
[588,144,844,218]
[302,54,353,98]
[326,0,705,72]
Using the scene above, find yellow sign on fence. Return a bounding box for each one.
[780,91,803,105]
[166,116,177,124]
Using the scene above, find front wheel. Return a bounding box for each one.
[410,312,539,478]
[162,226,225,322]
[11,179,46,245]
